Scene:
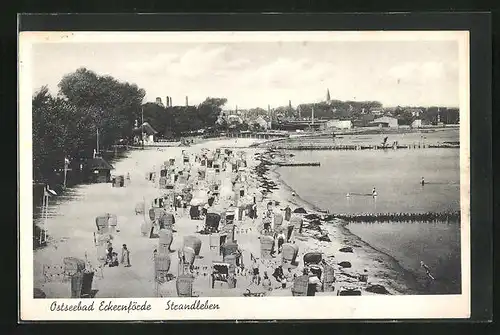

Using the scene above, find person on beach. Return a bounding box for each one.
[121,244,131,267]
[272,265,285,283]
[284,205,291,221]
[262,272,272,291]
[277,231,286,253]
[307,268,322,296]
[251,259,260,285]
[109,252,119,267]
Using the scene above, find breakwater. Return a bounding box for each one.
[331,211,460,223]
[276,162,320,167]
[264,143,459,151]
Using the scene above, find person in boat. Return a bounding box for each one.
[421,177,425,186]
[372,187,377,197]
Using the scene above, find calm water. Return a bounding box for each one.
[277,149,460,214]
[276,147,461,294]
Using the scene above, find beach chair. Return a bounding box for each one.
[176,274,197,297]
[183,236,202,256]
[281,243,299,268]
[322,262,335,292]
[260,235,275,259]
[154,254,171,284]
[178,247,195,275]
[209,233,223,254]
[158,229,173,253]
[291,275,309,296]
[135,201,145,215]
[221,241,239,258]
[211,262,236,289]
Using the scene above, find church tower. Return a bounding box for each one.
[326,89,331,103]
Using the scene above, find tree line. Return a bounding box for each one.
[32,68,226,182]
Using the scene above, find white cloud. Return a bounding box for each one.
[124,53,178,74]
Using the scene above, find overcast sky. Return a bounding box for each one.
[32,40,459,109]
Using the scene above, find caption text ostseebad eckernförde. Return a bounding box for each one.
[49,300,221,313]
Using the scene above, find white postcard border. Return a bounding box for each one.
[19,30,471,321]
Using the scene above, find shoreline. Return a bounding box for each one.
[34,137,439,298]
[268,164,422,295]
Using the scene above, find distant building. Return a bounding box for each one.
[252,116,268,130]
[371,110,384,116]
[155,97,164,107]
[411,119,431,128]
[405,108,423,117]
[369,116,399,128]
[85,157,113,183]
[133,122,158,143]
[326,119,352,129]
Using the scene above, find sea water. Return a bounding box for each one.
[276,148,461,294]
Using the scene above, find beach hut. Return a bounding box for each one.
[183,236,202,256]
[260,235,275,259]
[85,157,113,183]
[281,243,299,267]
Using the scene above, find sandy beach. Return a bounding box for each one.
[34,137,403,298]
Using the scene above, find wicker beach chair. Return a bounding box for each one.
[158,229,173,253]
[291,275,309,296]
[322,262,335,292]
[135,202,145,215]
[176,274,196,297]
[183,236,202,256]
[281,243,299,267]
[260,235,275,259]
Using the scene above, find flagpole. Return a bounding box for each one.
[141,106,145,149]
[63,158,68,189]
[96,128,99,157]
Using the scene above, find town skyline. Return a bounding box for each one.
[32,40,460,109]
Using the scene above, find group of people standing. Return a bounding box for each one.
[105,240,131,268]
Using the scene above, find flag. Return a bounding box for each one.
[44,185,57,197]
